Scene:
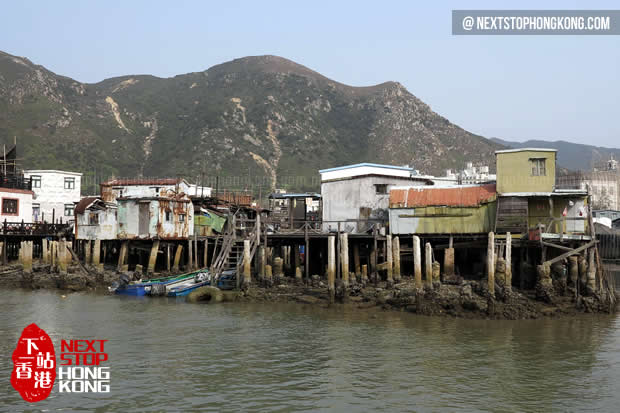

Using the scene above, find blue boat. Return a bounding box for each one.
[112,271,201,296]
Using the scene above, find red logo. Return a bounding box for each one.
[10,323,56,403]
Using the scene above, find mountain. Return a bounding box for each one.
[491,138,620,171]
[0,50,503,192]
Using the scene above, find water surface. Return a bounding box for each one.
[1,289,618,412]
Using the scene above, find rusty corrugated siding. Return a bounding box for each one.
[389,184,496,208]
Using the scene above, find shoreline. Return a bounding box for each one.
[2,264,616,320]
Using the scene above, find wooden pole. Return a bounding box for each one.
[328,235,336,302]
[353,243,361,278]
[187,239,193,270]
[166,244,171,272]
[242,239,251,287]
[147,240,160,274]
[488,232,495,297]
[84,240,92,266]
[194,232,198,269]
[392,236,401,282]
[93,239,101,267]
[505,232,512,291]
[386,234,393,287]
[172,244,183,273]
[258,245,265,280]
[341,232,349,288]
[425,241,432,289]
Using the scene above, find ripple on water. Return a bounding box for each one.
[0,289,619,412]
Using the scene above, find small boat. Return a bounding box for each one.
[167,271,212,297]
[112,270,204,296]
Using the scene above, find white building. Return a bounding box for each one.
[75,197,118,240]
[23,170,82,222]
[319,163,433,233]
[0,188,34,223]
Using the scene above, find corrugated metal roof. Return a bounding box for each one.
[319,163,414,173]
[74,196,100,214]
[390,184,497,208]
[101,178,183,187]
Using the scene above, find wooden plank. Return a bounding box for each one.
[542,241,575,252]
[545,240,596,266]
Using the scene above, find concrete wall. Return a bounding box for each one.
[496,150,556,194]
[76,208,118,240]
[321,176,427,233]
[0,189,33,223]
[23,170,82,221]
[117,198,194,239]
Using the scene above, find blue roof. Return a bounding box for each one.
[319,163,414,174]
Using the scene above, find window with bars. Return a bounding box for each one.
[2,198,18,215]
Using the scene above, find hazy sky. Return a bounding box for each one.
[2,1,619,147]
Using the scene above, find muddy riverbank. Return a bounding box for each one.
[2,263,616,320]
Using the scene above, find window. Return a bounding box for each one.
[179,213,186,222]
[64,177,75,189]
[64,203,74,216]
[31,175,41,188]
[165,211,171,222]
[33,203,40,220]
[2,198,18,215]
[530,158,546,176]
[89,212,99,225]
[375,184,388,194]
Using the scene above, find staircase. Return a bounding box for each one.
[211,211,260,286]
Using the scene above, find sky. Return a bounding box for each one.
[1,0,619,147]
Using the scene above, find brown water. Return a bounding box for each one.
[1,289,619,412]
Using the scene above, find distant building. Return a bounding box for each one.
[319,163,433,233]
[556,156,619,210]
[23,170,82,222]
[444,162,496,185]
[1,145,34,223]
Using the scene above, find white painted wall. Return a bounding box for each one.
[321,176,427,233]
[24,170,82,222]
[76,207,118,240]
[0,189,34,223]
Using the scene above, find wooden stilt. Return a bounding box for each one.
[147,240,160,274]
[173,244,183,273]
[328,235,336,302]
[488,232,495,297]
[425,242,433,289]
[413,236,422,289]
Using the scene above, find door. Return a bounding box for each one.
[139,203,150,236]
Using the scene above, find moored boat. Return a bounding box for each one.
[112,270,205,296]
[167,271,212,297]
